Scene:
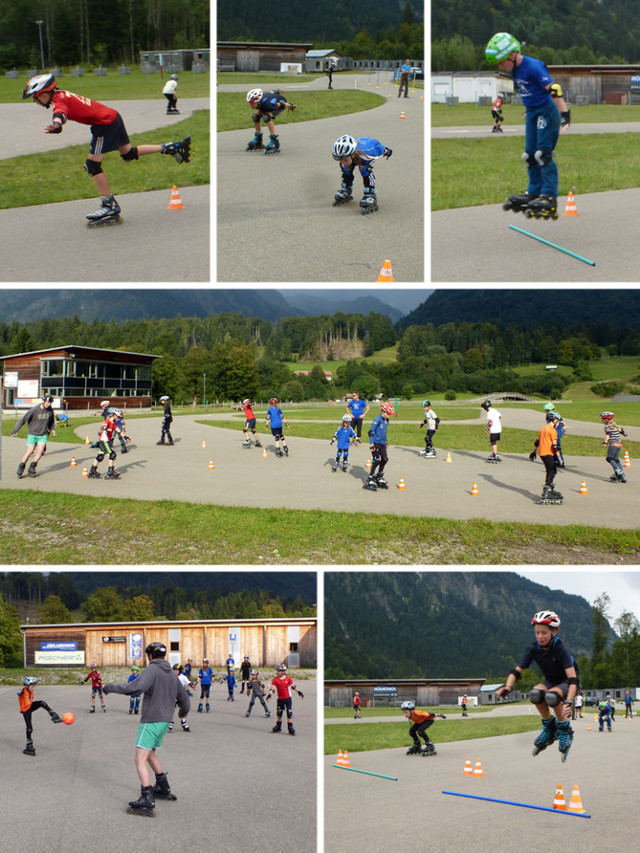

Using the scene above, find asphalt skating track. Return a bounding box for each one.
[0,98,209,282]
[217,76,424,282]
[325,706,640,851]
[1,411,637,532]
[0,679,316,853]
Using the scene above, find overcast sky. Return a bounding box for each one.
[517,570,640,626]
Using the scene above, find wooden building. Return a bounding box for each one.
[325,678,486,708]
[217,41,312,73]
[0,345,160,411]
[21,617,317,670]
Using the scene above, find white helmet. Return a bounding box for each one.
[160,395,169,402]
[332,134,357,160]
[242,398,251,405]
[22,73,56,100]
[401,701,415,710]
[532,610,560,628]
[247,88,263,104]
[342,414,353,422]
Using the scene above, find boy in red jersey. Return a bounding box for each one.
[22,73,191,225]
[401,701,446,756]
[266,664,304,735]
[242,398,262,447]
[82,663,107,712]
[87,410,125,480]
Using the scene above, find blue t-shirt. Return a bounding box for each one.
[266,406,284,428]
[517,636,576,684]
[334,425,357,450]
[348,398,367,418]
[258,93,286,114]
[199,666,213,686]
[368,414,389,445]
[512,55,553,108]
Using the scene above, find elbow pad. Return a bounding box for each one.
[52,111,67,125]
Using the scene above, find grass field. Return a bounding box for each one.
[0,70,210,103]
[0,110,209,209]
[217,90,386,132]
[325,705,497,718]
[432,131,640,209]
[325,715,541,754]
[1,490,639,564]
[432,102,640,127]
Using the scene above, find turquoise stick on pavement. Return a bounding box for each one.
[332,764,398,781]
[508,224,596,266]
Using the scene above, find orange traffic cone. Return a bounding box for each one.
[342,751,351,768]
[70,457,77,467]
[202,440,207,449]
[552,784,567,810]
[400,110,406,119]
[366,457,372,469]
[624,450,631,468]
[397,477,406,490]
[568,785,586,814]
[470,482,479,497]
[208,459,215,470]
[81,466,89,478]
[336,749,345,766]
[85,436,91,444]
[377,259,394,282]
[445,452,452,463]
[262,448,268,458]
[579,480,589,495]
[463,757,473,776]
[587,723,591,731]
[563,191,578,216]
[167,185,184,210]
[473,759,484,777]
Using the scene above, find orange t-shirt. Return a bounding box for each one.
[18,686,34,713]
[537,422,557,457]
[409,709,435,724]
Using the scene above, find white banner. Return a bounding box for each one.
[35,650,85,665]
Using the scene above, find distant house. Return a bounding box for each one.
[217,41,312,73]
[305,49,346,72]
[139,48,210,73]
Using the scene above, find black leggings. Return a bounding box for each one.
[22,700,50,739]
[409,719,434,743]
[370,443,388,478]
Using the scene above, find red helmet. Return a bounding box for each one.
[23,73,56,100]
[380,402,396,416]
[600,412,614,421]
[532,610,560,628]
[269,398,279,405]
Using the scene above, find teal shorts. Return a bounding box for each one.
[135,721,170,751]
[27,434,49,446]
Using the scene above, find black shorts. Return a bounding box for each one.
[89,113,130,155]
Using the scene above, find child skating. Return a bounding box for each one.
[266,398,290,457]
[543,402,567,468]
[600,412,628,483]
[331,134,393,214]
[162,74,180,114]
[157,396,174,446]
[401,702,446,756]
[530,411,563,505]
[330,414,357,472]
[363,402,396,491]
[417,400,439,458]
[87,410,124,480]
[242,399,262,447]
[491,94,504,133]
[222,667,237,701]
[496,610,579,762]
[128,666,141,715]
[481,399,502,462]
[245,670,271,718]
[245,88,296,155]
[17,676,63,756]
[197,659,213,712]
[266,664,304,735]
[22,73,191,226]
[82,663,107,712]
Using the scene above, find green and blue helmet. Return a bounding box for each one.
[485,32,521,63]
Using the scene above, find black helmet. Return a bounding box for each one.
[145,641,167,659]
[481,399,492,410]
[42,395,54,403]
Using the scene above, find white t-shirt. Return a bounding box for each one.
[163,80,178,95]
[486,408,502,433]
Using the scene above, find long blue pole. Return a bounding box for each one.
[508,224,596,267]
[333,764,397,781]
[442,790,590,818]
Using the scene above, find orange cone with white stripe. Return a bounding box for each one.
[81,466,89,478]
[470,481,479,497]
[463,757,473,776]
[208,459,214,470]
[445,451,452,462]
[342,751,351,768]
[336,749,345,766]
[366,457,372,469]
[563,191,578,216]
[202,440,207,449]
[397,477,406,490]
[400,110,406,119]
[473,759,484,777]
[579,480,589,495]
[568,785,586,813]
[624,450,631,468]
[377,259,394,282]
[70,457,77,467]
[552,784,567,810]
[85,436,91,444]
[167,185,184,210]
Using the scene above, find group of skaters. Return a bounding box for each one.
[16,643,304,817]
[10,395,632,499]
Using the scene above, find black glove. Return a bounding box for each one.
[125,435,132,442]
[46,123,63,134]
[560,110,571,127]
[383,147,393,158]
[297,690,304,699]
[289,103,297,112]
[529,451,537,462]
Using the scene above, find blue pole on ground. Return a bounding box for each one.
[333,765,398,781]
[508,224,596,266]
[442,790,591,818]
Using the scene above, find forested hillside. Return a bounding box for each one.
[325,572,610,681]
[432,0,640,69]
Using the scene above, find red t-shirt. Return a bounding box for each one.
[271,674,294,699]
[99,420,118,442]
[243,403,255,419]
[85,669,102,687]
[51,90,118,126]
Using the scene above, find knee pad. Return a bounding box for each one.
[109,450,117,461]
[120,146,138,162]
[252,112,262,124]
[286,708,293,719]
[545,691,562,707]
[535,149,554,166]
[529,688,545,704]
[84,158,103,177]
[521,151,535,167]
[96,453,105,463]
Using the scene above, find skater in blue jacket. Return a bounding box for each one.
[330,415,358,472]
[197,659,214,712]
[332,134,393,214]
[496,610,579,762]
[346,392,369,440]
[486,32,570,220]
[265,398,290,457]
[246,88,296,155]
[363,402,396,491]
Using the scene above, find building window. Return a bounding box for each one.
[289,643,298,652]
[170,642,180,651]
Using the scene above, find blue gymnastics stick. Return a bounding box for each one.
[442,790,590,818]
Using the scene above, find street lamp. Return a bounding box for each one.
[203,373,206,408]
[35,20,45,71]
